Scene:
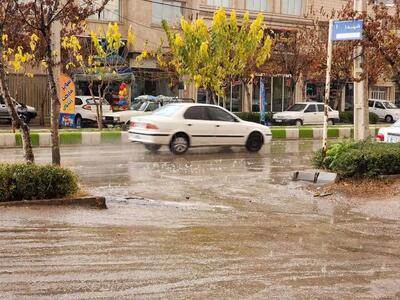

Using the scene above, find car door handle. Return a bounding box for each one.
[215,125,221,127]
[187,124,192,126]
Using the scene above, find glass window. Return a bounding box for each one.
[317,104,324,112]
[272,77,283,112]
[287,104,306,112]
[75,98,83,106]
[146,102,160,112]
[246,0,269,11]
[207,0,231,7]
[207,106,236,122]
[370,86,388,100]
[153,104,181,117]
[374,0,394,5]
[368,100,374,107]
[89,0,120,21]
[184,106,209,120]
[375,102,385,109]
[281,0,302,15]
[152,1,183,25]
[305,104,316,113]
[383,102,398,109]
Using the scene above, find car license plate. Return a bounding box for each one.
[275,119,282,123]
[388,135,400,143]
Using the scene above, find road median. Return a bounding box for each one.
[0,126,383,148]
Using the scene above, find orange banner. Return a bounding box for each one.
[59,73,76,114]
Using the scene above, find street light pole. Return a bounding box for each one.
[353,0,369,141]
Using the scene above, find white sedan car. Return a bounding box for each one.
[376,120,400,143]
[128,103,272,154]
[273,102,340,126]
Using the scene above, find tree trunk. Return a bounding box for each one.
[44,29,61,166]
[96,84,103,131]
[244,84,252,112]
[0,46,34,163]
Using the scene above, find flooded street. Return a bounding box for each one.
[0,141,399,299]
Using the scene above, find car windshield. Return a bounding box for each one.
[383,102,398,109]
[152,104,181,117]
[130,101,142,110]
[138,102,148,111]
[287,104,307,112]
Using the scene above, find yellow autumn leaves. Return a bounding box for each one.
[1,33,39,77]
[164,8,272,96]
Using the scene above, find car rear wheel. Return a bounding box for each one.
[170,134,189,155]
[385,115,393,123]
[246,132,263,152]
[295,119,303,126]
[144,144,162,152]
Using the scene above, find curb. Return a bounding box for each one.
[0,196,107,209]
[0,127,383,148]
[270,127,381,140]
[0,131,130,148]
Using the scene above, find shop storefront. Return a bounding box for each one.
[252,75,294,112]
[196,83,243,112]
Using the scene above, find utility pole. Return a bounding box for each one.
[353,0,369,140]
[322,20,333,154]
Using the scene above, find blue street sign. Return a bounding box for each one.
[259,79,266,125]
[332,20,363,41]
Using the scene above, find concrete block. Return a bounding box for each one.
[285,128,299,139]
[0,133,16,147]
[292,171,337,184]
[121,131,130,144]
[81,132,101,145]
[39,133,51,147]
[339,128,351,138]
[313,128,323,139]
[316,172,337,184]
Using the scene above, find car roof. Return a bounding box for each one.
[296,102,325,105]
[369,99,390,102]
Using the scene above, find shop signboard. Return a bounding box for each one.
[59,73,76,128]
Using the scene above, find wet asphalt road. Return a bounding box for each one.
[0,141,400,299]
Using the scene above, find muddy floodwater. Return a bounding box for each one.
[0,141,399,299]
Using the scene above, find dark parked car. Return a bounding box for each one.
[0,96,37,124]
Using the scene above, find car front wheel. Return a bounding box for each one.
[246,132,263,152]
[170,134,189,155]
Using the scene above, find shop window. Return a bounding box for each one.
[207,0,231,8]
[246,0,269,12]
[281,0,302,15]
[370,86,388,100]
[89,0,120,21]
[152,0,183,25]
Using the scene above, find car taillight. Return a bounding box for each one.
[82,104,92,110]
[146,123,158,130]
[376,133,385,141]
[130,122,136,129]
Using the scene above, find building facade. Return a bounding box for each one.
[10,0,398,125]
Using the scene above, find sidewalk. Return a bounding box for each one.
[0,125,385,148]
